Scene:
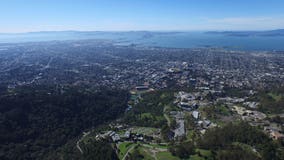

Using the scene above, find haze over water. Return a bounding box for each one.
[1,31,284,51]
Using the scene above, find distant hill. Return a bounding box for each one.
[0,31,182,43]
[0,30,181,36]
[206,29,284,37]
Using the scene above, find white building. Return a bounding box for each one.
[192,111,199,119]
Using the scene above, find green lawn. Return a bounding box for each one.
[118,142,135,159]
[189,155,205,160]
[129,145,155,160]
[131,126,159,135]
[137,147,155,160]
[147,143,168,149]
[156,151,180,160]
[125,143,177,160]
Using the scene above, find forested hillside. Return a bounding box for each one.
[0,85,129,160]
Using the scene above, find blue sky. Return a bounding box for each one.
[1,0,284,32]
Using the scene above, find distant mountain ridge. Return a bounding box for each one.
[1,30,284,51]
[0,31,183,44]
[1,29,284,37]
[0,30,181,35]
[206,29,284,37]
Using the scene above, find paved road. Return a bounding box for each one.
[76,141,84,154]
[122,145,136,160]
[76,131,91,154]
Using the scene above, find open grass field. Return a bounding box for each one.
[156,151,180,160]
[189,155,205,160]
[131,126,159,135]
[118,142,136,159]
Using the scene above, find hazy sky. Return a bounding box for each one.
[1,0,284,33]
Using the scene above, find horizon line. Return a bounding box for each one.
[1,28,284,34]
